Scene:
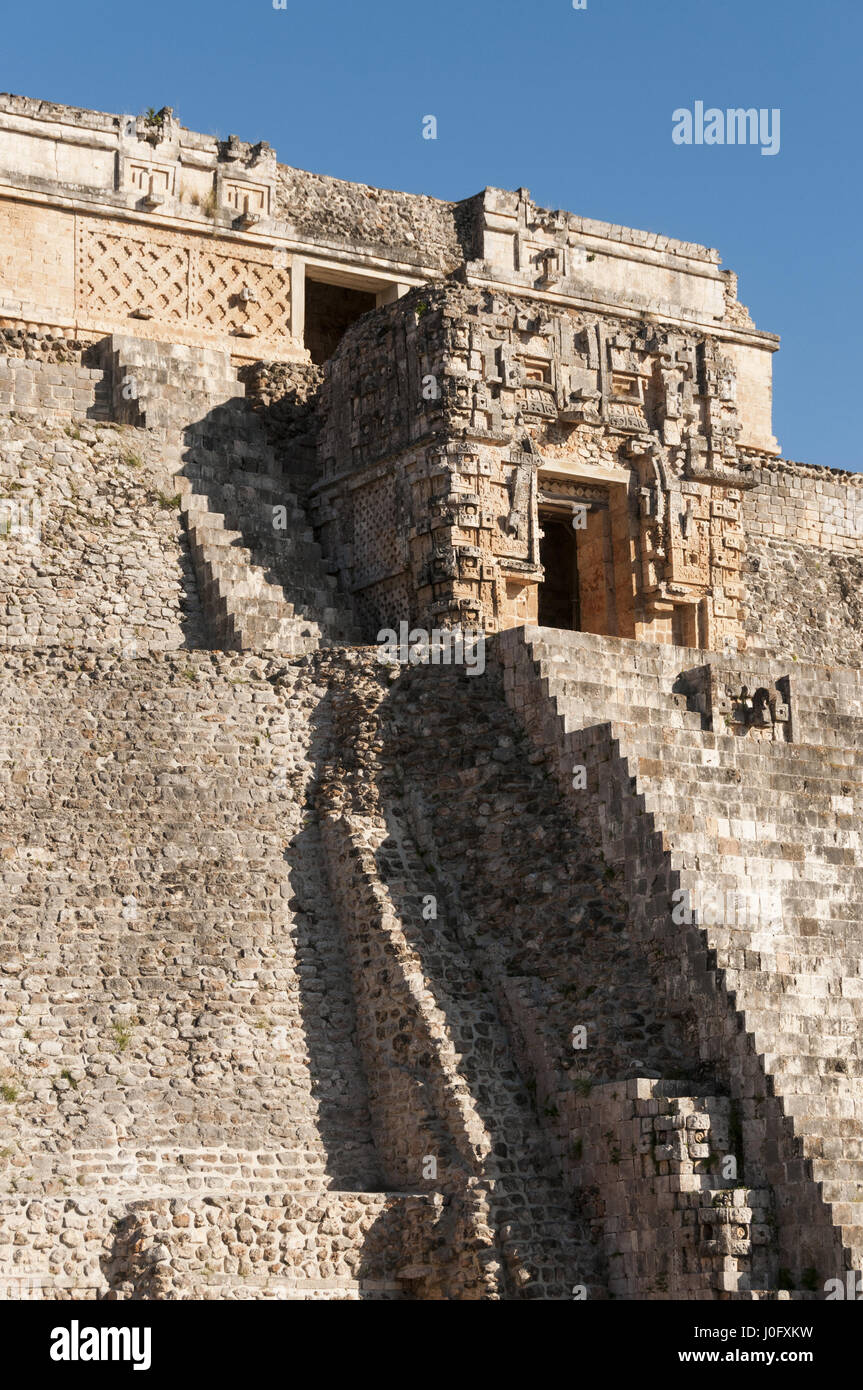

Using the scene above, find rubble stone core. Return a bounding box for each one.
[0,94,861,1301]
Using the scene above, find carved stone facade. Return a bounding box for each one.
[313,285,776,650]
[76,217,293,348]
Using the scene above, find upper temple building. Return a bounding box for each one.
[0,93,860,668]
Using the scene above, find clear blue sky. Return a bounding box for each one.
[4,0,861,470]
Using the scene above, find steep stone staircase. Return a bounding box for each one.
[105,335,359,655]
[501,625,863,1291]
[370,657,778,1298]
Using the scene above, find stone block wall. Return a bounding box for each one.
[567,1082,774,1299]
[0,354,107,419]
[0,383,205,653]
[1,640,582,1299]
[108,1193,426,1300]
[0,1190,463,1300]
[0,651,380,1201]
[742,458,863,667]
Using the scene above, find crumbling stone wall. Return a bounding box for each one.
[103,1193,420,1300]
[0,1190,458,1301]
[238,358,323,497]
[0,329,99,364]
[316,654,602,1299]
[274,168,471,272]
[375,660,706,1090]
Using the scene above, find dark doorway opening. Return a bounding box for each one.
[304,279,377,365]
[538,513,580,630]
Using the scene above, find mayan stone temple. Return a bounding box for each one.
[0,92,862,1303]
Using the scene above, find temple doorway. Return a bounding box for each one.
[304,278,377,365]
[538,511,581,630]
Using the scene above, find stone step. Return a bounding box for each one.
[556,698,705,734]
[182,461,358,652]
[186,465,302,500]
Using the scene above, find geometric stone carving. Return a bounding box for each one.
[81,226,189,323]
[77,217,291,347]
[126,161,176,198]
[195,251,289,338]
[222,180,270,219]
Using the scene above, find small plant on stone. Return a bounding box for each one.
[1,1081,19,1103]
[141,107,171,141]
[112,1020,134,1053]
